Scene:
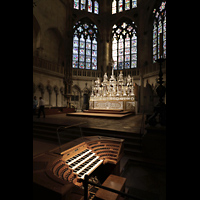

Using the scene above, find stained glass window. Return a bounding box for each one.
[153,1,166,63]
[112,0,117,14]
[88,0,92,12]
[118,0,123,12]
[81,0,86,10]
[132,0,137,8]
[112,0,137,14]
[73,0,99,14]
[94,1,99,14]
[125,0,130,11]
[112,21,137,70]
[72,21,98,70]
[74,0,79,9]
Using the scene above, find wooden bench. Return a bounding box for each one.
[95,174,126,200]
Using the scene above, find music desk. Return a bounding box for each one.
[95,174,126,200]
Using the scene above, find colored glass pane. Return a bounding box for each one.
[112,21,137,70]
[80,49,85,55]
[79,55,85,61]
[73,55,78,60]
[125,62,130,69]
[86,63,91,69]
[125,37,130,48]
[125,0,130,11]
[73,48,78,54]
[131,47,137,53]
[92,38,97,44]
[118,62,123,69]
[74,0,79,9]
[92,57,97,63]
[113,50,117,57]
[88,29,93,34]
[86,43,91,49]
[127,26,133,32]
[119,0,123,12]
[88,0,92,12]
[112,0,116,14]
[152,1,166,62]
[125,48,130,55]
[116,28,121,34]
[132,54,137,60]
[73,40,78,47]
[92,44,97,50]
[81,0,86,10]
[132,0,137,8]
[86,56,91,62]
[112,40,117,50]
[80,41,85,48]
[79,63,84,69]
[92,63,97,70]
[125,55,130,61]
[73,61,78,68]
[86,50,91,55]
[132,39,137,46]
[118,56,123,62]
[94,1,99,14]
[131,60,136,68]
[92,50,97,56]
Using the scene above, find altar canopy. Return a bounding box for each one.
[89,69,135,112]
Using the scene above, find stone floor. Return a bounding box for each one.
[33,113,166,200]
[33,113,143,134]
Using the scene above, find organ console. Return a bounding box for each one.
[33,136,124,200]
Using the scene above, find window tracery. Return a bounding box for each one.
[72,21,98,70]
[153,1,166,63]
[112,21,137,70]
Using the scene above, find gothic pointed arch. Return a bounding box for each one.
[72,18,99,70]
[111,18,137,70]
[42,27,63,63]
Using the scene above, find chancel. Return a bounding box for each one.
[89,65,135,112]
[33,0,166,200]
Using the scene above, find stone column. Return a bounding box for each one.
[46,85,52,106]
[54,86,59,107]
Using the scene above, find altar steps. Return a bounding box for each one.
[67,110,134,118]
[83,109,131,114]
[33,121,142,157]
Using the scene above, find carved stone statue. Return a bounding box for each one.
[103,73,108,83]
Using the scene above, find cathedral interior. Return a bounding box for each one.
[33,0,166,200]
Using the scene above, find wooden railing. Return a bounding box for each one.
[33,56,65,74]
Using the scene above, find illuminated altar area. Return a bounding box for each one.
[89,67,135,112]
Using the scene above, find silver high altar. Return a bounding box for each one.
[89,65,135,112]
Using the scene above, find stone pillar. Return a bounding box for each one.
[38,83,44,98]
[60,87,64,107]
[46,85,52,106]
[54,86,59,107]
[139,74,144,113]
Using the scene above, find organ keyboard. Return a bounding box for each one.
[33,136,124,200]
